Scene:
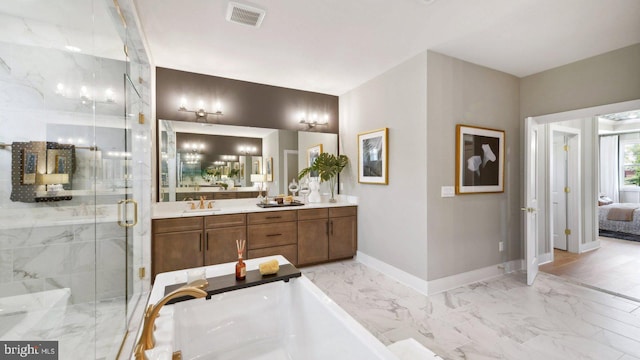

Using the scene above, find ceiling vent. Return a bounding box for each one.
[226,2,266,28]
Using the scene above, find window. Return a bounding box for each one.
[621,140,640,187]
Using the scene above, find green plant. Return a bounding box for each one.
[298,152,349,201]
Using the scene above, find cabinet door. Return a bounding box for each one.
[298,219,328,265]
[329,216,357,260]
[205,226,247,265]
[152,230,203,281]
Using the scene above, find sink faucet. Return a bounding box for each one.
[134,279,208,360]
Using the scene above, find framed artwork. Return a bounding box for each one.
[455,124,505,194]
[358,128,388,184]
[307,144,323,178]
[265,157,273,182]
[22,151,37,184]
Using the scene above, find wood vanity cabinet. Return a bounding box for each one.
[204,214,247,265]
[247,210,298,265]
[297,208,329,265]
[329,207,357,260]
[152,217,204,280]
[152,206,357,280]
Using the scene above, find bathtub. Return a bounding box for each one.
[144,256,397,360]
[0,288,70,339]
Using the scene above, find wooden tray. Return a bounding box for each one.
[164,263,302,305]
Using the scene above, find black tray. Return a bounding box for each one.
[164,263,302,305]
[256,201,305,208]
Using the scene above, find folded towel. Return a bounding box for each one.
[607,205,638,221]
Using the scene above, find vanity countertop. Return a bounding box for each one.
[152,196,358,219]
[164,186,258,194]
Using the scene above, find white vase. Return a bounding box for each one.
[308,178,321,203]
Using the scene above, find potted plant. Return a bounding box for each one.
[298,152,349,202]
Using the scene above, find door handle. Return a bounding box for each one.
[520,207,536,213]
[117,199,138,228]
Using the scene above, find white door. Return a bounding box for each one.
[552,134,568,250]
[524,117,540,285]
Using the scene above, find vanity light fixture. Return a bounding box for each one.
[55,83,117,104]
[299,113,329,128]
[179,98,223,121]
[238,145,257,155]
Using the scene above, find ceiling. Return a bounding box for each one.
[134,0,640,96]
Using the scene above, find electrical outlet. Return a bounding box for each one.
[499,242,504,252]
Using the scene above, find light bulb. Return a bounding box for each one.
[180,97,187,109]
[198,100,205,110]
[215,101,222,113]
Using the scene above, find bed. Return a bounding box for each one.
[599,203,640,236]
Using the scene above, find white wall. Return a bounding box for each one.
[339,52,428,280]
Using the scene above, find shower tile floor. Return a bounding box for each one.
[303,260,640,360]
[2,297,127,360]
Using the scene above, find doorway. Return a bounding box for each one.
[549,125,580,255]
[524,99,640,286]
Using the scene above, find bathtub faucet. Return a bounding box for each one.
[134,279,208,360]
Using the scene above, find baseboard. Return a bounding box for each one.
[580,239,600,253]
[427,259,524,295]
[355,251,524,297]
[355,251,429,296]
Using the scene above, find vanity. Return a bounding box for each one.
[151,199,357,281]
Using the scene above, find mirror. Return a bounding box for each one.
[158,119,338,201]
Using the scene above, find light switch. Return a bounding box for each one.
[441,186,455,198]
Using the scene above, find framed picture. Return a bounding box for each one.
[307,144,323,178]
[455,124,505,194]
[265,157,273,182]
[22,151,37,184]
[358,128,388,184]
[55,155,67,174]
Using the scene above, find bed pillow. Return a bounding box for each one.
[598,196,613,206]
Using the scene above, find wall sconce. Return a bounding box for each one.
[179,98,223,121]
[299,113,329,128]
[238,145,257,155]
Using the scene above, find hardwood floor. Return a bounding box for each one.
[540,236,640,300]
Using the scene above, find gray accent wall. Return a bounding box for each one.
[520,43,640,118]
[340,53,429,280]
[426,51,521,280]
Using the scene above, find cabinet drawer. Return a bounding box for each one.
[247,210,297,224]
[298,208,328,221]
[153,217,203,234]
[248,222,297,249]
[329,206,357,218]
[204,213,246,229]
[248,244,298,265]
[214,192,237,199]
[236,191,258,199]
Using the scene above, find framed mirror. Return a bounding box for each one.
[158,120,338,201]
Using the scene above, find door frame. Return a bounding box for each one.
[524,98,640,285]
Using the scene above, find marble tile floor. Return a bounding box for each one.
[302,260,640,360]
[540,237,640,301]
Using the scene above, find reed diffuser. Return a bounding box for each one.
[235,239,246,281]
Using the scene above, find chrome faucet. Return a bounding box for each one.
[134,279,208,360]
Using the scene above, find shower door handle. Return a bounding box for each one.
[118,199,138,228]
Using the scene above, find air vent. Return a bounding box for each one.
[226,2,266,28]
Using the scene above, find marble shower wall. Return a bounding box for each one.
[0,221,127,304]
[0,39,137,304]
